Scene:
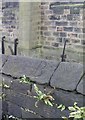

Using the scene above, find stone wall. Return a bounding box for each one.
[40,2,84,49]
[0,55,85,119]
[2,1,85,63]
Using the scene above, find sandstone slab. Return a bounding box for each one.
[2,55,59,84]
[53,89,84,107]
[31,60,60,84]
[2,55,41,78]
[51,62,83,91]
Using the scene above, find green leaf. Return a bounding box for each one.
[68,107,76,111]
[44,100,48,105]
[62,116,68,120]
[47,100,53,106]
[61,105,66,111]
[57,104,63,109]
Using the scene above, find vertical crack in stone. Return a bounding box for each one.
[2,56,9,68]
[75,72,85,90]
[49,62,61,86]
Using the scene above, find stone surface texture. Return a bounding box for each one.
[1,55,84,119]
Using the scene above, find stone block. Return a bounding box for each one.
[47,37,55,41]
[24,95,69,118]
[71,39,80,43]
[53,32,59,36]
[64,27,73,32]
[83,28,85,33]
[49,15,60,20]
[44,31,51,36]
[2,55,41,78]
[61,15,67,20]
[74,28,82,33]
[52,7,64,14]
[31,60,60,84]
[53,89,84,107]
[56,21,68,26]
[73,14,80,20]
[60,32,67,37]
[5,90,26,108]
[64,9,70,14]
[67,14,73,21]
[77,75,85,95]
[70,22,77,26]
[41,26,48,30]
[81,40,85,45]
[49,26,56,30]
[70,7,80,14]
[11,79,32,95]
[52,42,59,47]
[51,62,83,91]
[57,38,62,43]
[8,102,22,118]
[57,27,63,32]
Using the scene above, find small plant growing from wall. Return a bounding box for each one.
[33,84,54,107]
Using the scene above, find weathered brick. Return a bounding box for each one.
[48,26,56,30]
[61,15,67,20]
[71,39,80,43]
[64,9,70,14]
[56,21,68,26]
[47,37,55,41]
[60,32,67,37]
[68,33,77,38]
[64,27,73,32]
[53,32,59,36]
[45,41,51,46]
[51,6,64,14]
[52,42,59,47]
[40,5,49,10]
[82,28,85,33]
[73,14,80,20]
[81,40,85,45]
[45,10,53,14]
[67,14,73,20]
[74,28,82,33]
[69,22,77,26]
[70,7,80,14]
[77,21,83,26]
[58,38,62,43]
[57,27,63,32]
[79,34,83,39]
[44,21,55,26]
[44,31,51,36]
[41,26,48,30]
[49,15,60,20]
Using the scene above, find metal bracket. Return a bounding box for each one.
[2,36,18,55]
[61,40,67,62]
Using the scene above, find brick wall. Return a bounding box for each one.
[40,2,84,48]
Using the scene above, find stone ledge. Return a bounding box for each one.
[1,55,84,94]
